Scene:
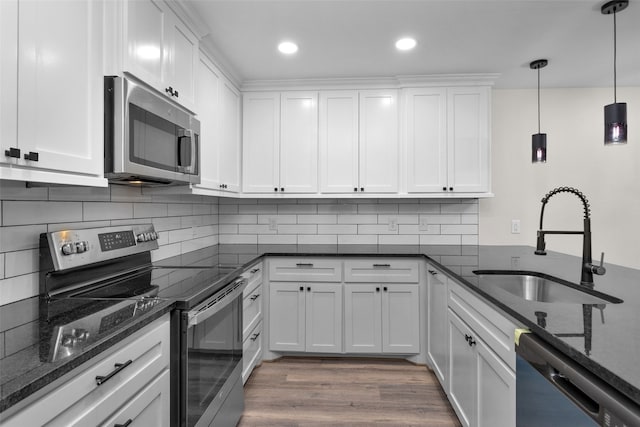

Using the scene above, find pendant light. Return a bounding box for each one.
[530,59,548,163]
[601,0,629,145]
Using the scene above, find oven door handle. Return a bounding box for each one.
[187,278,247,327]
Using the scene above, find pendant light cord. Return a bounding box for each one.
[537,67,541,133]
[613,10,617,102]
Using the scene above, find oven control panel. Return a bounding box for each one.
[43,224,159,271]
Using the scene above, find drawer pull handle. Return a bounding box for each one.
[250,268,261,274]
[428,269,437,275]
[250,294,260,301]
[296,263,314,267]
[251,332,261,341]
[95,360,132,386]
[373,264,391,268]
[114,420,132,427]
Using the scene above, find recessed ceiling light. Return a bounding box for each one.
[278,41,298,54]
[395,37,417,51]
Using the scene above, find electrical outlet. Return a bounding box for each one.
[511,219,521,234]
[269,218,278,231]
[419,217,429,231]
[388,218,398,231]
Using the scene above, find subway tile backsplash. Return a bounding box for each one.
[0,181,478,360]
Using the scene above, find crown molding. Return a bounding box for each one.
[240,73,500,92]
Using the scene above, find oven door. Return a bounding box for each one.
[180,279,246,427]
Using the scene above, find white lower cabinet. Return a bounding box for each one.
[426,267,449,390]
[344,283,420,354]
[446,280,516,427]
[2,314,170,426]
[269,282,343,353]
[242,263,264,383]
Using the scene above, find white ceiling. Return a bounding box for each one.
[184,0,640,89]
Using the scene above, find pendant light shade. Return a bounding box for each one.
[530,59,548,163]
[601,0,629,145]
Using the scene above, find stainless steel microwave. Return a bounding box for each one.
[104,76,200,186]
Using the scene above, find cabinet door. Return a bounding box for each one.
[124,0,165,90]
[269,282,305,351]
[242,92,280,193]
[359,90,398,193]
[448,310,476,427]
[476,339,516,427]
[0,0,18,154]
[382,284,419,354]
[218,78,241,192]
[447,87,490,193]
[344,284,382,353]
[14,0,103,176]
[305,284,343,353]
[427,268,448,389]
[280,92,318,193]
[195,55,221,190]
[101,370,170,427]
[164,11,198,112]
[405,88,448,193]
[319,91,359,193]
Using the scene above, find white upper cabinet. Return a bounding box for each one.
[242,92,319,194]
[195,56,241,193]
[447,87,490,193]
[318,90,399,194]
[404,86,490,194]
[218,79,241,192]
[0,0,106,186]
[319,91,359,193]
[280,92,318,193]
[242,92,281,193]
[405,88,448,193]
[359,90,399,193]
[195,55,221,191]
[115,0,198,112]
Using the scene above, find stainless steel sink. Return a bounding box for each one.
[473,270,622,304]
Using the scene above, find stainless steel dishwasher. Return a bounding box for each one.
[516,333,640,426]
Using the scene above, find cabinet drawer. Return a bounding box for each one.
[344,259,419,283]
[243,282,263,340]
[100,369,170,427]
[242,321,263,384]
[243,262,263,293]
[4,315,170,426]
[448,281,516,370]
[269,258,342,282]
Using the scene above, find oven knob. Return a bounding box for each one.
[149,231,157,241]
[136,233,146,242]
[61,334,77,347]
[73,328,89,342]
[75,241,87,253]
[61,243,75,255]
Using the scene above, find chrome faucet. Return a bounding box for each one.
[534,187,606,287]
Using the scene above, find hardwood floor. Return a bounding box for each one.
[238,357,462,427]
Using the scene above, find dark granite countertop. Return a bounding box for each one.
[216,243,640,406]
[2,243,638,414]
[0,299,173,414]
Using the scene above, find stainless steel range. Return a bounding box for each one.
[39,224,246,427]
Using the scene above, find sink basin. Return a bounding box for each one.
[473,270,622,304]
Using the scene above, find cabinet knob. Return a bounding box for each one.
[299,286,304,291]
[376,287,380,292]
[307,286,311,292]
[354,188,358,192]
[281,187,285,192]
[442,187,447,191]
[274,187,278,192]
[360,187,364,192]
[24,151,39,161]
[449,187,454,191]
[383,286,388,292]
[4,147,20,158]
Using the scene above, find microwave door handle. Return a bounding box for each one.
[190,132,197,175]
[177,131,192,170]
